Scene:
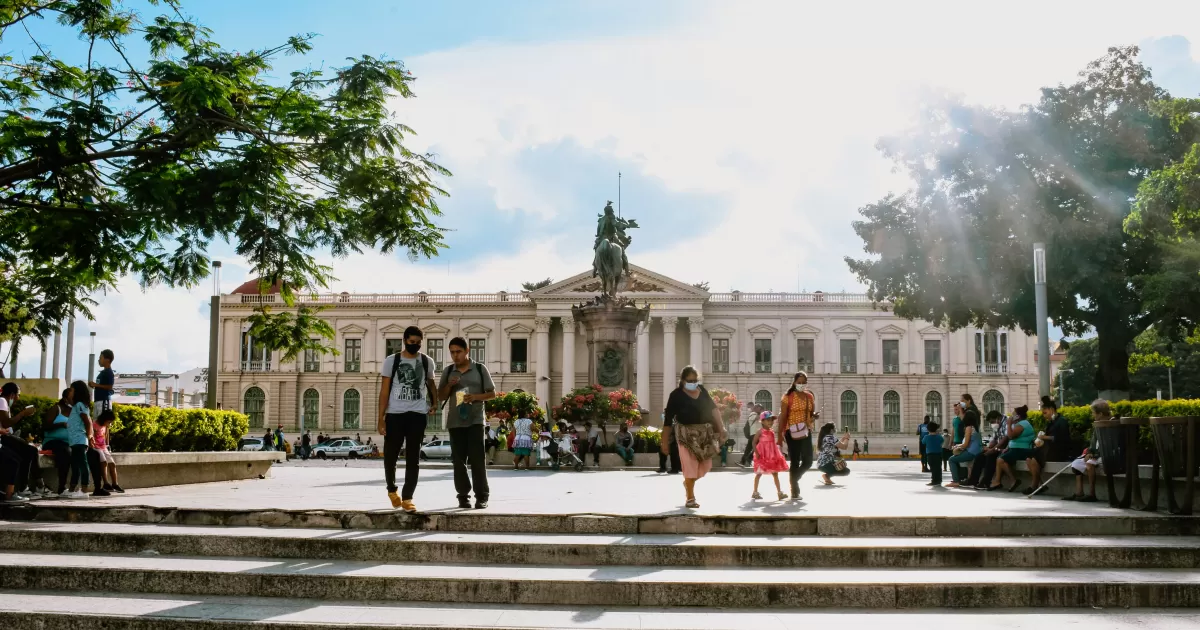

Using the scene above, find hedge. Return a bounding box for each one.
[1049,399,1200,452]
[10,396,250,453]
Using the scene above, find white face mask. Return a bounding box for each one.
[796,383,807,391]
[991,423,1000,431]
[684,382,700,392]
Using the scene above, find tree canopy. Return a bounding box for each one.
[0,0,449,359]
[1055,328,1200,405]
[846,47,1200,397]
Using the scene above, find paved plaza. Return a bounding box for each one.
[27,459,1135,518]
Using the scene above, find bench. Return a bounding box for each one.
[35,451,285,490]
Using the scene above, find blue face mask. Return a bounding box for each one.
[684,382,700,392]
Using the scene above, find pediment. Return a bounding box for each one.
[338,323,368,335]
[791,324,821,336]
[876,324,906,336]
[462,323,492,334]
[530,264,710,299]
[379,323,407,335]
[504,323,534,335]
[706,323,736,335]
[919,325,945,335]
[833,324,864,336]
[748,323,778,335]
[422,323,450,335]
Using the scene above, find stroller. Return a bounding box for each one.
[545,434,585,472]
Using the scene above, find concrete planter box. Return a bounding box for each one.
[36,451,284,490]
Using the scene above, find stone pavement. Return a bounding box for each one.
[24,459,1149,518]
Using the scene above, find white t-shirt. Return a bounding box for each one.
[380,353,434,415]
[0,397,9,438]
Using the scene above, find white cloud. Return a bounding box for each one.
[17,0,1200,377]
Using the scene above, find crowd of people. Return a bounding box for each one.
[0,350,123,503]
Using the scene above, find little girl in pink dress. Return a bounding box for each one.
[752,416,789,501]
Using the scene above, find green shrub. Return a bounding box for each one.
[1058,399,1200,452]
[11,395,60,440]
[10,397,248,452]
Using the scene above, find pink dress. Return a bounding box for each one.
[754,428,788,474]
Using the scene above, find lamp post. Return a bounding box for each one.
[207,261,222,409]
[87,332,96,394]
[1033,243,1051,398]
[1058,369,1073,407]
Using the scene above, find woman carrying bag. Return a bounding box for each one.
[662,365,726,509]
[776,371,819,501]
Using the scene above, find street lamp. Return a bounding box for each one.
[207,261,222,410]
[1033,243,1051,398]
[87,332,96,392]
[1058,369,1073,407]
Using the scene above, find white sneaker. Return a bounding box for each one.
[13,491,31,500]
[67,490,89,500]
[2,495,29,504]
[40,488,55,498]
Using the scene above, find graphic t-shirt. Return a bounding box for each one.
[95,367,115,402]
[380,353,433,415]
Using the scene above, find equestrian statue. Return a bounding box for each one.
[592,201,638,298]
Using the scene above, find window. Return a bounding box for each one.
[840,390,858,432]
[840,339,857,373]
[925,391,943,424]
[754,389,773,412]
[303,348,320,373]
[302,388,320,429]
[754,339,772,373]
[427,339,444,369]
[343,389,361,429]
[982,389,1005,417]
[924,339,941,374]
[240,333,270,372]
[796,339,815,372]
[385,338,404,358]
[882,339,900,374]
[510,338,528,373]
[975,331,1008,374]
[883,390,901,433]
[345,338,362,372]
[469,338,486,364]
[712,339,729,373]
[243,387,265,428]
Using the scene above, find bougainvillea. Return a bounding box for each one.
[553,384,641,429]
[708,388,744,425]
[485,391,545,423]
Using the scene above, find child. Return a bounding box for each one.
[93,409,123,493]
[751,415,789,501]
[923,422,944,486]
[941,429,953,472]
[65,381,94,498]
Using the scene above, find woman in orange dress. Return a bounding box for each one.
[775,371,818,501]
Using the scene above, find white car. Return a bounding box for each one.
[239,437,264,452]
[420,438,452,460]
[312,439,372,459]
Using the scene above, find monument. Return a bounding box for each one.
[572,201,649,397]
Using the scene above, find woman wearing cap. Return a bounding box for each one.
[662,365,725,509]
[776,371,818,501]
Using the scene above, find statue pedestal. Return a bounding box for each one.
[572,297,649,395]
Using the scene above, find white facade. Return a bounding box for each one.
[216,265,1039,449]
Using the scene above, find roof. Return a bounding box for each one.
[231,278,283,295]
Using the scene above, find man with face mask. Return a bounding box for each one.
[378,326,438,513]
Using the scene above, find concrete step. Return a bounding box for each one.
[5,521,1199,569]
[5,502,1199,536]
[3,591,1199,630]
[3,551,1200,608]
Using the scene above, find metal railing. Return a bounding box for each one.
[841,363,857,374]
[345,361,361,373]
[511,362,527,374]
[303,362,320,373]
[883,364,899,374]
[712,362,729,374]
[755,362,772,373]
[797,361,814,373]
[925,363,942,374]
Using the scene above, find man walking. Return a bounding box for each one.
[917,415,931,473]
[301,430,311,460]
[379,326,437,513]
[438,337,496,509]
[738,404,763,468]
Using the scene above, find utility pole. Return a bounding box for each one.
[1033,243,1051,398]
[207,261,222,409]
[87,332,96,394]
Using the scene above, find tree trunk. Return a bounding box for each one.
[1094,324,1132,402]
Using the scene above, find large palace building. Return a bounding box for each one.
[216,265,1039,450]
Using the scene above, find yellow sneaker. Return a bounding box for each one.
[387,491,402,509]
[400,499,417,514]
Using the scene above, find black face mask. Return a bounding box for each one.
[405,343,421,354]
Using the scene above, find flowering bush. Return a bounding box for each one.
[553,384,641,429]
[709,388,743,425]
[485,391,545,423]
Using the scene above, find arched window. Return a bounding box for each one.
[754,389,773,412]
[982,390,1005,417]
[840,390,858,432]
[925,391,943,425]
[343,389,361,429]
[243,387,265,429]
[302,388,320,429]
[883,390,901,433]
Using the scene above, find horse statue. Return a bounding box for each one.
[592,201,637,298]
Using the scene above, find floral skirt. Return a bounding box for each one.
[674,423,721,479]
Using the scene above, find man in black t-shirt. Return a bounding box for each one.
[1039,397,1074,462]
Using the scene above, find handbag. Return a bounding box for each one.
[834,459,848,472]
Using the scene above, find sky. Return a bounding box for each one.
[9,0,1200,379]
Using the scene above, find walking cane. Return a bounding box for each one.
[1026,447,1086,498]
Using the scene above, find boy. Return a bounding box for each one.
[88,349,116,420]
[941,429,953,472]
[923,422,944,486]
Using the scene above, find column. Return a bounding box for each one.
[688,317,704,372]
[534,317,551,413]
[636,321,650,410]
[52,329,61,378]
[561,316,576,394]
[661,317,678,410]
[39,342,47,378]
[64,316,75,382]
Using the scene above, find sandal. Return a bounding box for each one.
[751,492,762,500]
[685,500,700,509]
[777,491,788,500]
[1008,481,1023,493]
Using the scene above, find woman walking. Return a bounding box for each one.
[662,366,725,509]
[776,372,818,501]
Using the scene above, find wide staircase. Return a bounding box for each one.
[1,504,1199,628]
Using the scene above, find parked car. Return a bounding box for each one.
[239,437,264,452]
[420,438,452,460]
[312,439,372,459]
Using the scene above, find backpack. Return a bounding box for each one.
[389,352,434,401]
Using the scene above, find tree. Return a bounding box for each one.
[691,281,710,292]
[1054,338,1099,406]
[0,0,449,359]
[1055,329,1200,404]
[846,47,1200,398]
[1127,97,1200,241]
[521,278,552,292]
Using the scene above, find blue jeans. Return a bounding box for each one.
[949,451,977,483]
[616,445,634,465]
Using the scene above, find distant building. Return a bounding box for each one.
[115,367,207,408]
[215,264,1041,451]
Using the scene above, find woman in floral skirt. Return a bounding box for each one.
[751,415,789,501]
